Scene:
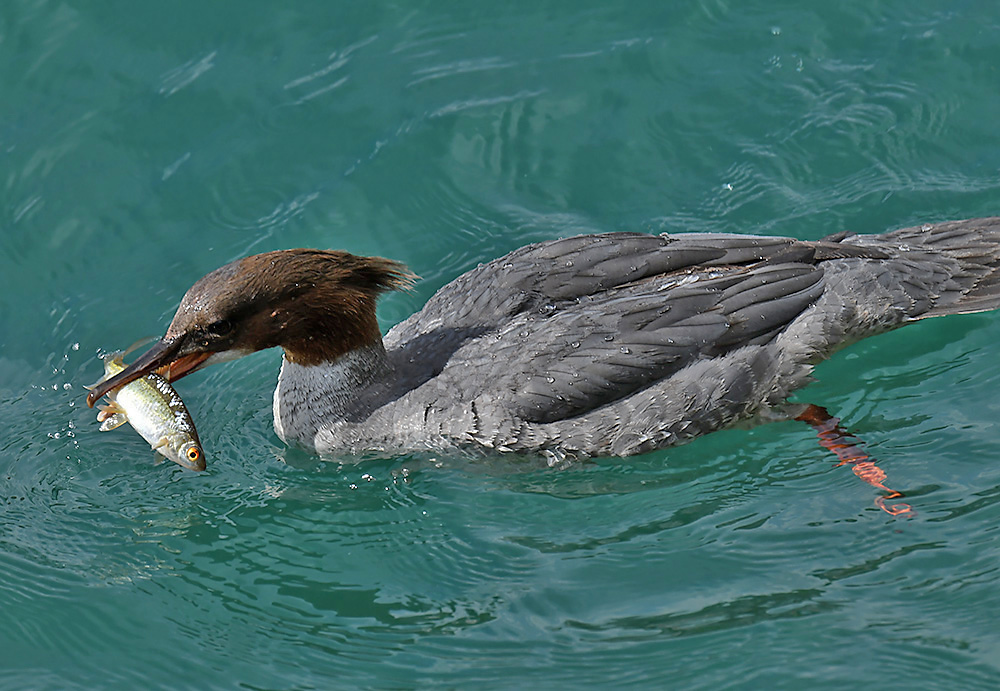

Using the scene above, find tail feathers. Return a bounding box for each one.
[932,274,1000,316]
[869,217,1000,319]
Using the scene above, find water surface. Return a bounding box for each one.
[3,1,1000,688]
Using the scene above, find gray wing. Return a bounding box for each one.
[385,232,830,424]
[488,261,824,423]
[387,232,807,341]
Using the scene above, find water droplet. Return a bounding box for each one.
[570,341,580,348]
[362,473,374,482]
[545,376,555,384]
[620,346,631,354]
[71,342,80,351]
[771,26,781,36]
[519,331,529,338]
[604,334,615,342]
[62,382,72,390]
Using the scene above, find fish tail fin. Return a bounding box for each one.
[84,351,122,392]
[123,336,157,359]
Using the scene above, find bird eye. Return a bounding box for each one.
[206,319,233,337]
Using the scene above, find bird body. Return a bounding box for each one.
[87,218,1000,460]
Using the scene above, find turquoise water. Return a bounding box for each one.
[4,0,1000,687]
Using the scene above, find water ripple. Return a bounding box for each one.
[281,34,378,106]
[207,174,320,234]
[429,89,547,119]
[408,56,518,88]
[6,2,1000,687]
[158,51,217,97]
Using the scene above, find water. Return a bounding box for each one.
[3,1,1000,688]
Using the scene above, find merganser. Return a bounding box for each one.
[87,217,1000,459]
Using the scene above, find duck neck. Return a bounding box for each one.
[272,340,391,449]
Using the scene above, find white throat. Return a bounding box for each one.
[272,344,388,450]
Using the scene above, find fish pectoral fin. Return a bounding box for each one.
[97,402,129,431]
[97,401,124,416]
[98,413,129,432]
[151,437,171,464]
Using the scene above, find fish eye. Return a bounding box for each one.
[187,447,201,462]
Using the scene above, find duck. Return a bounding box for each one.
[87,217,1000,460]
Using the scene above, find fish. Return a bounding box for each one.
[88,351,206,471]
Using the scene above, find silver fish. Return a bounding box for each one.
[89,352,206,471]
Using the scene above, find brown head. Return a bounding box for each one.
[86,249,415,407]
